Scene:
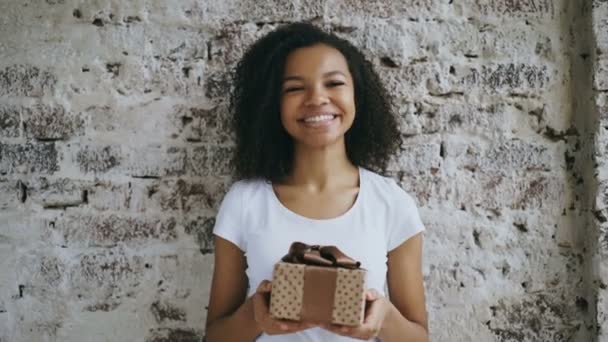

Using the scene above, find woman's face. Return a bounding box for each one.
[280,43,356,150]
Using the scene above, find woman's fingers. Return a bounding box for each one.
[366,288,380,301]
[265,319,314,335]
[256,279,272,293]
[254,279,318,335]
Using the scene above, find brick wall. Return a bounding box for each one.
[593,0,608,341]
[0,1,604,341]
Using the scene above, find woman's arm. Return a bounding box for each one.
[205,236,262,342]
[378,232,428,341]
[205,236,316,341]
[321,232,428,341]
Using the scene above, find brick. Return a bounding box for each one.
[87,178,229,213]
[486,292,578,341]
[399,101,545,137]
[125,146,186,178]
[460,63,552,94]
[326,19,367,52]
[87,181,134,211]
[144,26,207,62]
[598,92,608,121]
[83,301,120,312]
[145,328,202,342]
[187,146,233,177]
[0,214,48,246]
[388,142,442,175]
[184,216,215,254]
[397,100,442,136]
[87,104,170,140]
[150,301,187,323]
[325,0,440,19]
[0,179,24,210]
[153,178,229,212]
[405,63,551,98]
[594,2,608,55]
[392,172,449,207]
[66,261,140,312]
[143,56,205,98]
[596,129,608,160]
[598,289,608,336]
[596,59,608,91]
[0,315,6,342]
[376,63,435,99]
[444,138,554,174]
[76,145,122,174]
[0,105,21,138]
[7,300,64,342]
[473,0,556,19]
[203,0,323,23]
[16,253,64,298]
[0,143,58,174]
[51,214,178,247]
[203,69,230,100]
[474,23,554,60]
[144,0,202,25]
[453,172,565,212]
[0,65,56,97]
[595,180,608,214]
[23,104,84,141]
[392,62,550,99]
[71,250,144,290]
[362,19,419,66]
[207,22,271,66]
[26,178,87,209]
[171,104,233,144]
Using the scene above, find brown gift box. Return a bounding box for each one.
[269,242,367,326]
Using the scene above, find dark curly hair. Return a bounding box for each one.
[230,22,400,182]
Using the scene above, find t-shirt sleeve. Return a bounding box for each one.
[386,180,425,252]
[212,181,246,252]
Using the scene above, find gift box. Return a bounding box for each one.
[269,242,366,326]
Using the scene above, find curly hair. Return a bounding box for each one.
[230,22,400,182]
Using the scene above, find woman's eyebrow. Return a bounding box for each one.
[283,75,304,82]
[283,70,347,82]
[322,70,347,78]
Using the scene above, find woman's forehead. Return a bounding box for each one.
[283,44,350,78]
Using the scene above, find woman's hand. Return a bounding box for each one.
[321,288,392,340]
[252,280,317,336]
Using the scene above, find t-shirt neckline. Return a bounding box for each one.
[267,166,364,224]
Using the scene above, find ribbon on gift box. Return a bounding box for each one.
[281,242,362,269]
[270,242,367,326]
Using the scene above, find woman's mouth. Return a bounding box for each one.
[301,114,337,123]
[298,112,340,128]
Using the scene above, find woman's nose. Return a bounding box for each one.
[304,86,330,106]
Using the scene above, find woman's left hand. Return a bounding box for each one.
[321,288,392,340]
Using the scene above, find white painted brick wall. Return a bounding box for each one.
[0,1,605,341]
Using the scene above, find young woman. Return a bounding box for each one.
[205,22,428,341]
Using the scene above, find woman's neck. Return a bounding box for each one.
[283,141,358,191]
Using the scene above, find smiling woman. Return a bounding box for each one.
[280,44,356,150]
[205,22,428,342]
[228,22,401,183]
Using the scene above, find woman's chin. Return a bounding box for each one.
[294,136,344,150]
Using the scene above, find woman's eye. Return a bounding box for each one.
[284,86,303,93]
[326,81,345,87]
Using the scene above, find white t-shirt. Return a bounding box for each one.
[213,167,425,342]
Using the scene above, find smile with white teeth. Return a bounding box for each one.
[302,114,336,123]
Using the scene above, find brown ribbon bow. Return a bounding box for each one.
[281,242,361,269]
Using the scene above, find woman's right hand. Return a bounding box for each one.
[252,280,317,335]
